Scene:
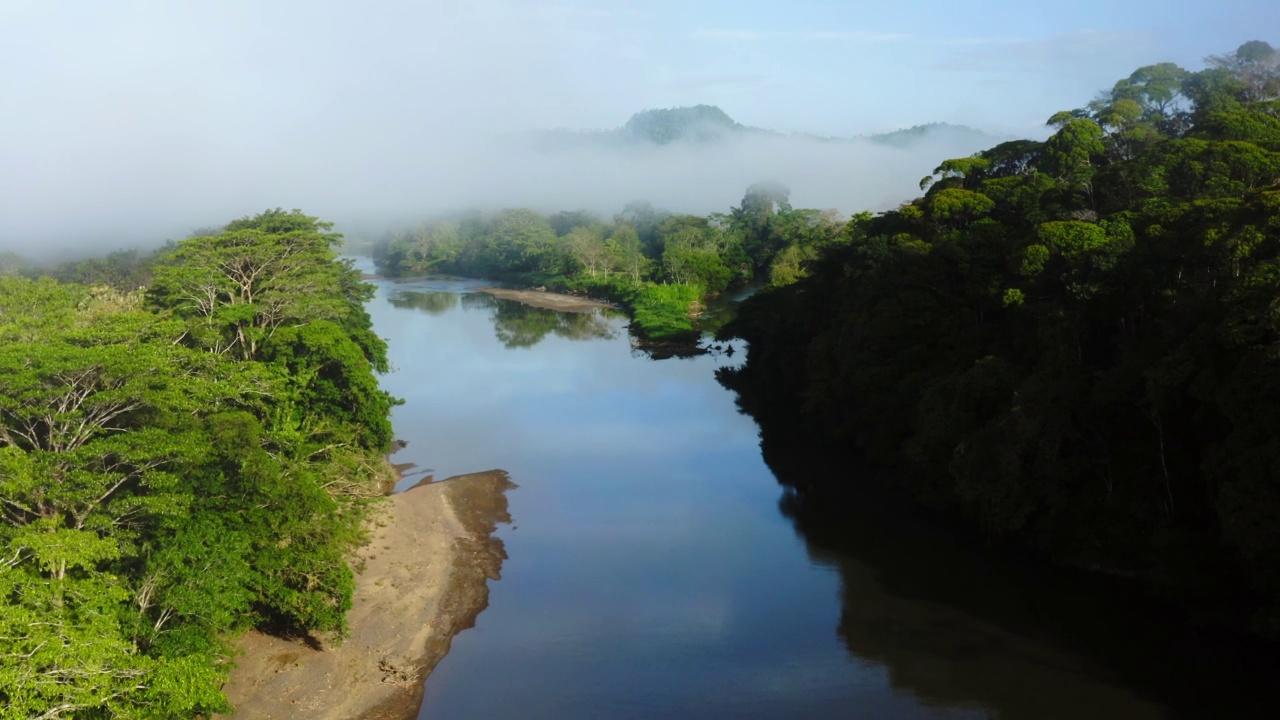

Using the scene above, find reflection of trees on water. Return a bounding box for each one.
[781,490,1159,720]
[388,290,459,315]
[387,291,617,349]
[460,292,496,310]
[489,300,615,349]
[774,457,1276,720]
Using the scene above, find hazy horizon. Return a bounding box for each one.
[2,0,1275,257]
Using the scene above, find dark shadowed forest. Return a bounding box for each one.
[720,41,1280,637]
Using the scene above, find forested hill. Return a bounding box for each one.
[622,104,749,144]
[533,104,1000,149]
[718,40,1280,637]
[864,122,1001,149]
[0,210,397,717]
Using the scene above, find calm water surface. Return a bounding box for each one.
[358,266,1270,720]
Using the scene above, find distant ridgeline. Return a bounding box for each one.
[532,104,1000,150]
[718,41,1280,638]
[862,122,1003,149]
[622,104,749,144]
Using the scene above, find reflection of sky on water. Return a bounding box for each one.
[360,271,1166,720]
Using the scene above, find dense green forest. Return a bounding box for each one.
[720,41,1280,636]
[0,210,396,717]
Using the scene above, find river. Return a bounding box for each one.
[360,267,1274,719]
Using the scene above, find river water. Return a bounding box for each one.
[359,269,1273,720]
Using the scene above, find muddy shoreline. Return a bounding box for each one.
[475,286,614,313]
[218,470,515,720]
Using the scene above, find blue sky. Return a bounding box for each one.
[1,1,1276,247]
[4,0,1274,136]
[496,0,1280,135]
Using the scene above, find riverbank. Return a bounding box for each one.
[475,286,613,313]
[217,470,515,720]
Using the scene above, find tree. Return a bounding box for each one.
[1,210,395,717]
[484,209,558,274]
[1207,40,1280,103]
[924,189,995,231]
[1042,118,1106,208]
[1107,62,1190,134]
[606,224,650,282]
[405,221,463,274]
[261,320,397,450]
[615,200,670,256]
[548,210,603,237]
[923,156,992,192]
[148,210,363,362]
[566,226,613,277]
[732,181,792,276]
[0,307,252,718]
[717,43,1280,639]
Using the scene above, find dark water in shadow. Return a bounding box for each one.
[358,265,1275,719]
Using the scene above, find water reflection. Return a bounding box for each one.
[772,448,1280,720]
[780,490,1164,719]
[388,290,459,315]
[489,300,616,349]
[356,267,1278,720]
[459,291,495,310]
[389,288,617,349]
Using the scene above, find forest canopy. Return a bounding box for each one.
[0,210,396,718]
[719,41,1280,637]
[370,184,848,347]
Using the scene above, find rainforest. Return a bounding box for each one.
[4,36,1280,720]
[719,41,1280,637]
[0,211,397,717]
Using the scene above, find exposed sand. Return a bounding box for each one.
[475,287,613,313]
[218,470,515,720]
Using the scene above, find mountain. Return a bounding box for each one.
[621,104,750,144]
[531,105,1004,152]
[863,122,1003,149]
[532,104,758,151]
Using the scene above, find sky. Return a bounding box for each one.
[1,0,1276,254]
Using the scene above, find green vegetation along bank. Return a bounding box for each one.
[370,185,856,351]
[0,210,397,717]
[720,41,1280,637]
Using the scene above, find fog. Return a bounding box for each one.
[285,128,1008,239]
[1,124,1000,258]
[2,0,1274,257]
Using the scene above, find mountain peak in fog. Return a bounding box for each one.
[533,105,1004,151]
[621,105,749,144]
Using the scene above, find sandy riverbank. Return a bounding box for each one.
[218,470,515,720]
[475,287,613,313]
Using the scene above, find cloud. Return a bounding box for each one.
[5,1,1165,257]
[667,73,769,91]
[691,29,911,43]
[937,29,1159,75]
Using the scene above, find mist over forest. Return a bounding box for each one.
[0,107,1000,261]
[5,0,1271,260]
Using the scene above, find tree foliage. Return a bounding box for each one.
[370,186,854,346]
[0,210,395,717]
[720,41,1280,638]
